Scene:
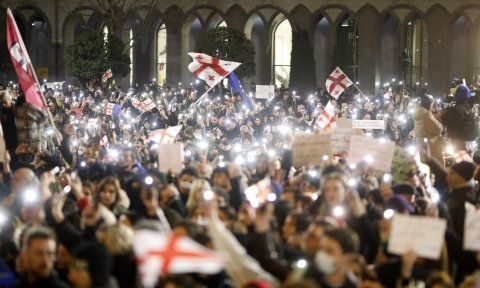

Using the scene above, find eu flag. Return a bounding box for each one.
[228,72,253,109]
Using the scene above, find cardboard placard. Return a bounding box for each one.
[158,143,183,173]
[292,133,331,166]
[255,85,274,99]
[464,202,480,251]
[331,128,362,154]
[347,135,395,172]
[388,215,447,260]
[352,120,385,130]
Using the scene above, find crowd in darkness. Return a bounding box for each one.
[0,75,479,288]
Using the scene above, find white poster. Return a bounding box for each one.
[255,85,274,99]
[464,202,480,251]
[388,215,447,260]
[158,143,183,173]
[330,128,362,154]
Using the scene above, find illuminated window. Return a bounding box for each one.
[157,23,167,84]
[217,20,227,28]
[273,19,292,87]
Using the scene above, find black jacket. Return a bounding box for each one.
[13,274,70,288]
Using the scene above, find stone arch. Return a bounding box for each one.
[225,4,247,30]
[289,4,312,31]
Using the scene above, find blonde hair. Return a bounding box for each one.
[186,178,212,212]
[96,223,133,255]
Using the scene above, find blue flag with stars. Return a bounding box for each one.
[228,71,253,109]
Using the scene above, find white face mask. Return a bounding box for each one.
[179,181,192,190]
[314,251,336,275]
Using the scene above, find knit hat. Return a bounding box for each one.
[243,280,273,288]
[451,161,476,181]
[454,84,471,102]
[385,195,414,214]
[69,241,112,286]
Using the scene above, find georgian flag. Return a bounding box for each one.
[6,8,46,108]
[325,67,353,99]
[132,98,156,113]
[188,52,241,87]
[133,229,224,287]
[316,100,337,131]
[104,103,122,116]
[147,125,183,144]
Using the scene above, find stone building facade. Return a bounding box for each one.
[2,0,480,96]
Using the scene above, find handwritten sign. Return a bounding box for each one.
[352,120,385,130]
[464,202,480,251]
[292,133,331,166]
[330,128,362,154]
[388,215,447,260]
[158,143,183,173]
[347,135,395,172]
[256,85,275,99]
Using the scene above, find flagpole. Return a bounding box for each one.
[195,84,217,105]
[7,9,60,145]
[351,82,368,99]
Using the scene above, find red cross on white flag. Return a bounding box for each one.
[325,67,353,99]
[133,229,224,287]
[188,52,241,87]
[148,125,183,144]
[316,100,337,131]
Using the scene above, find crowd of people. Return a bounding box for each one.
[0,75,479,288]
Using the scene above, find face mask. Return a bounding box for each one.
[179,181,192,190]
[314,251,336,275]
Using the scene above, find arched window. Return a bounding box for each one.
[404,18,428,89]
[217,20,227,28]
[337,16,358,82]
[273,19,292,87]
[157,23,167,84]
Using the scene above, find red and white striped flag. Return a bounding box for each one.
[102,69,113,82]
[133,229,224,287]
[188,52,241,87]
[6,9,46,108]
[316,100,337,131]
[148,125,183,144]
[325,67,353,99]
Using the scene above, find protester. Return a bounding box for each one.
[1,68,480,288]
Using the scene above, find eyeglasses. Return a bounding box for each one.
[68,257,89,270]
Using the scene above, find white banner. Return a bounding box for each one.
[352,120,385,130]
[158,143,183,173]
